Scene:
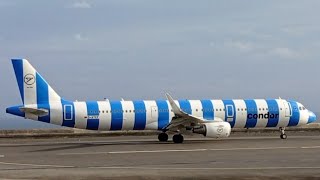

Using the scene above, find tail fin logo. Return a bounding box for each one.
[24,74,35,85]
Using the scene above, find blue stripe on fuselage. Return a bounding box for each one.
[110,101,123,130]
[86,101,99,130]
[266,99,279,127]
[244,100,257,128]
[36,73,50,123]
[288,101,300,126]
[61,99,75,127]
[12,59,24,104]
[133,100,146,130]
[222,100,236,128]
[156,100,169,130]
[178,100,192,114]
[201,100,214,120]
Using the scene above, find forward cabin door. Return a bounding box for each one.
[283,101,292,117]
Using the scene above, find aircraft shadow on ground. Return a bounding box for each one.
[28,140,211,152]
[21,137,292,153]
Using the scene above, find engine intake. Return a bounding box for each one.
[193,122,231,138]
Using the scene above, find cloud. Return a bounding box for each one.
[224,41,254,52]
[74,33,88,41]
[269,47,300,59]
[71,1,91,9]
[280,26,309,36]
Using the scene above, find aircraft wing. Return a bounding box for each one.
[164,93,223,131]
[19,107,49,117]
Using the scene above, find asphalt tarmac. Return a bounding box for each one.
[0,134,319,179]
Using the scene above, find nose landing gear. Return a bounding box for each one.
[279,127,287,139]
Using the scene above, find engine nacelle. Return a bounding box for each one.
[193,122,231,138]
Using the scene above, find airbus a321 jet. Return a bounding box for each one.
[6,59,317,143]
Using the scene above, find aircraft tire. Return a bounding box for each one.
[173,134,184,143]
[280,134,287,139]
[158,133,169,142]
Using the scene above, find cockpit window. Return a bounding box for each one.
[299,106,306,110]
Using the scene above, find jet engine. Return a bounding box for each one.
[193,122,231,138]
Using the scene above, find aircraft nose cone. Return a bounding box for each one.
[308,111,317,123]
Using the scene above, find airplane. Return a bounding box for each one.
[6,59,317,143]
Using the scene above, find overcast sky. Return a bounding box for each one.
[0,0,319,129]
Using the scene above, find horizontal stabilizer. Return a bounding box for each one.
[19,107,49,117]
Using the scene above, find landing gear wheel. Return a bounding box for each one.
[158,133,168,142]
[279,127,287,139]
[280,134,287,139]
[172,134,184,144]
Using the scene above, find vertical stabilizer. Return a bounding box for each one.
[11,59,61,105]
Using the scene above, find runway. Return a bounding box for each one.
[0,135,319,179]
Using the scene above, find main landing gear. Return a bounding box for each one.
[172,134,184,144]
[158,132,184,143]
[158,132,169,142]
[279,127,287,139]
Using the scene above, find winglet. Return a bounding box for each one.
[165,93,184,116]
